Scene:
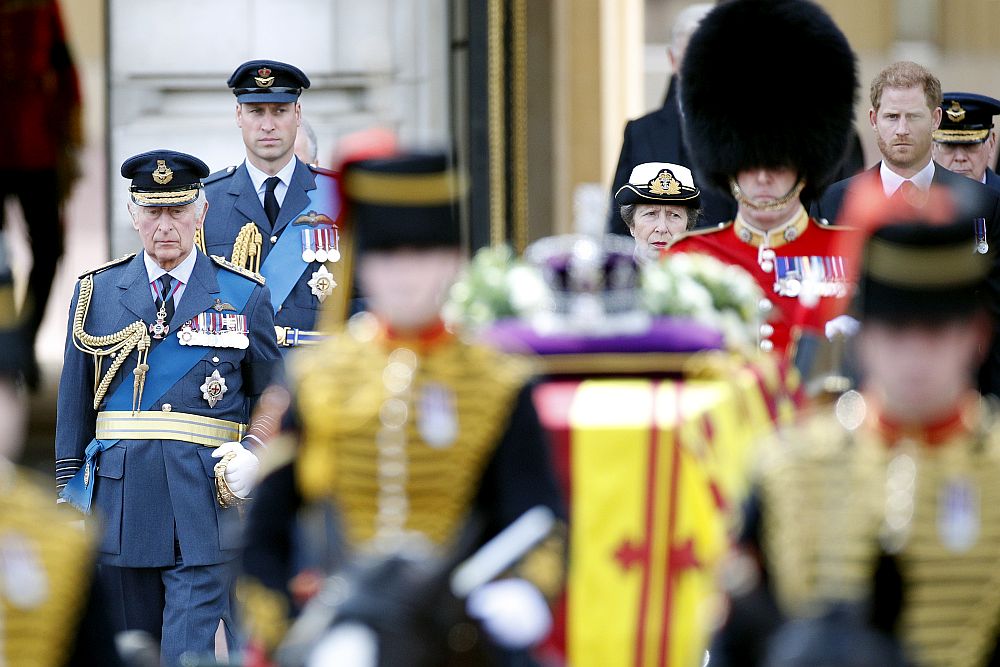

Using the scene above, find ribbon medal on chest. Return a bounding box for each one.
[773,255,849,299]
[418,382,458,449]
[178,300,249,349]
[296,211,341,264]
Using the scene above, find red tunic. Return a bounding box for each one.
[0,0,81,169]
[666,207,855,356]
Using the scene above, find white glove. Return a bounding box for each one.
[466,578,552,650]
[825,314,861,340]
[211,441,259,498]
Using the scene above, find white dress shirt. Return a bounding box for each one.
[144,248,197,306]
[880,159,935,197]
[245,157,297,209]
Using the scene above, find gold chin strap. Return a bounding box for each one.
[231,223,263,276]
[72,275,150,415]
[730,177,806,213]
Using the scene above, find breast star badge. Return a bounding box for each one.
[200,370,228,408]
[307,265,337,303]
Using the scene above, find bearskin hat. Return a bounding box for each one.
[680,0,858,201]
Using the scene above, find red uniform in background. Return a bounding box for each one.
[0,0,82,386]
[667,206,854,357]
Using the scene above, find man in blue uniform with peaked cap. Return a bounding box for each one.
[202,60,347,352]
[932,91,1000,191]
[55,150,281,666]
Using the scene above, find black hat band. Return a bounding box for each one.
[233,86,302,98]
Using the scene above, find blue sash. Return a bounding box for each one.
[61,266,256,513]
[260,175,340,315]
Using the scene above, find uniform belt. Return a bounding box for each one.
[275,325,327,347]
[95,411,246,447]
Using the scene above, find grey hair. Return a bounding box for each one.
[671,3,714,45]
[620,203,701,231]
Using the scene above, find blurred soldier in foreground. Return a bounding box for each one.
[55,150,281,666]
[711,181,1000,666]
[0,234,121,665]
[240,152,566,666]
[667,0,858,374]
[932,92,1000,190]
[203,60,348,351]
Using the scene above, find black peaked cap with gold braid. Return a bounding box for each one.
[121,149,209,207]
[934,92,1000,144]
[342,152,463,252]
[680,0,858,201]
[228,59,310,104]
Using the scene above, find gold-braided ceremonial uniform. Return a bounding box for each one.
[0,467,119,667]
[757,394,1000,667]
[240,316,566,652]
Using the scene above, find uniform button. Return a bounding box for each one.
[759,324,774,337]
[759,340,774,352]
[212,356,220,363]
[162,403,172,412]
[270,235,278,244]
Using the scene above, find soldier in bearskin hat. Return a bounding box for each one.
[666,0,858,372]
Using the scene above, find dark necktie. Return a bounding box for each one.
[157,274,176,324]
[263,176,280,227]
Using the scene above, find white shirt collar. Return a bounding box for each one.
[143,247,197,285]
[245,156,297,196]
[880,159,935,196]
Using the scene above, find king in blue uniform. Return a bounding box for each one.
[202,60,346,352]
[54,150,281,666]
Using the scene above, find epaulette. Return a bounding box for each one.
[669,220,732,245]
[203,165,238,185]
[78,253,135,279]
[210,255,266,284]
[308,164,337,178]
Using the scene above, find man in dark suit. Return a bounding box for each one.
[55,150,281,666]
[814,62,1000,395]
[605,4,736,235]
[203,60,346,353]
[932,92,1000,192]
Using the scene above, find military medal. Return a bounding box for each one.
[178,311,249,349]
[939,476,980,553]
[200,369,228,408]
[149,305,170,339]
[975,218,989,254]
[301,229,317,263]
[307,265,337,303]
[418,382,458,448]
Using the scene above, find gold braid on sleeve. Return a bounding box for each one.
[231,223,263,276]
[71,275,151,415]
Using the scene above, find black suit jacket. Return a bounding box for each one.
[813,162,1000,396]
[605,76,737,235]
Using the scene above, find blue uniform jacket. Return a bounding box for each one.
[55,251,281,568]
[202,158,340,332]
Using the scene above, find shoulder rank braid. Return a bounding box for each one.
[71,274,150,414]
[211,253,265,284]
[231,222,263,275]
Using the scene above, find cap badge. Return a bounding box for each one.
[947,101,966,123]
[647,170,682,196]
[254,67,275,88]
[152,160,173,185]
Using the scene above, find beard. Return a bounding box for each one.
[877,133,931,172]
